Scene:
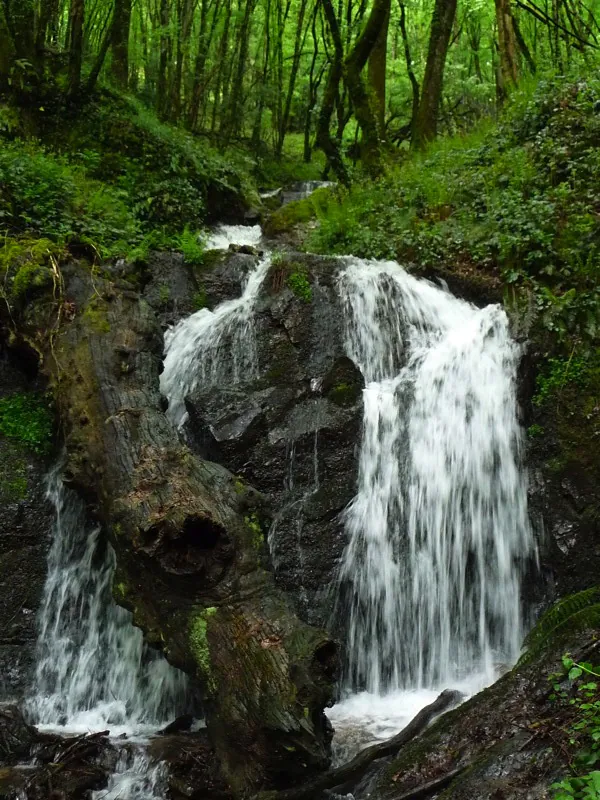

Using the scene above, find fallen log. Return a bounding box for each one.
[257,689,463,800]
[13,266,338,797]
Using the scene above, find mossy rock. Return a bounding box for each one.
[264,188,332,238]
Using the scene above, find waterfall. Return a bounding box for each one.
[161,253,271,427]
[328,258,536,756]
[27,464,188,735]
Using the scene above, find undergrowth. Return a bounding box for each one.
[549,653,600,799]
[0,90,253,263]
[310,79,600,350]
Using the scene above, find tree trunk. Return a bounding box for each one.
[111,0,132,89]
[2,0,36,64]
[21,271,337,798]
[171,0,195,122]
[398,1,420,131]
[68,0,85,96]
[495,0,520,99]
[157,0,171,119]
[411,0,457,149]
[368,0,390,132]
[276,0,309,156]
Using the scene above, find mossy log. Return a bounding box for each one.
[18,267,338,796]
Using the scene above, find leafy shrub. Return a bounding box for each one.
[310,79,600,345]
[287,266,312,302]
[549,654,600,799]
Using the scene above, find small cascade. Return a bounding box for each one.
[328,257,536,753]
[161,251,271,427]
[26,465,188,799]
[91,746,168,800]
[205,224,262,251]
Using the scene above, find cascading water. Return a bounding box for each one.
[26,464,188,797]
[161,247,271,427]
[328,257,536,754]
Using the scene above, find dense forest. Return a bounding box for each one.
[1,1,600,800]
[1,0,599,173]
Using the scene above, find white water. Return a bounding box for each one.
[27,465,187,736]
[26,466,188,797]
[205,224,262,250]
[161,247,271,427]
[91,747,168,800]
[328,257,536,755]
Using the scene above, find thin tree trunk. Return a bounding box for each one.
[398,1,420,129]
[495,0,520,99]
[368,0,390,132]
[111,0,132,88]
[411,0,457,149]
[68,0,85,96]
[276,0,309,155]
[156,0,171,118]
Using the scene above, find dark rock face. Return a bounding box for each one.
[184,254,362,628]
[370,628,598,800]
[520,345,600,604]
[0,352,52,701]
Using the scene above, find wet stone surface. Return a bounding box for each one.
[184,255,363,627]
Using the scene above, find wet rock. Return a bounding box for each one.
[149,731,234,800]
[370,629,597,800]
[185,254,362,627]
[199,252,259,308]
[0,705,39,765]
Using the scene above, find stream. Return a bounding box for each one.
[22,183,536,796]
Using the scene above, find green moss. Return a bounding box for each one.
[527,424,545,438]
[0,237,63,304]
[189,606,218,692]
[158,284,170,305]
[265,188,331,237]
[0,392,53,454]
[327,381,357,406]
[193,286,208,309]
[83,300,111,333]
[245,512,265,551]
[0,449,28,502]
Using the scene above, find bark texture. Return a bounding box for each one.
[411,0,457,148]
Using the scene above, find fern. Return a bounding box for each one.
[520,587,600,663]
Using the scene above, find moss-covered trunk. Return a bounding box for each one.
[13,266,337,796]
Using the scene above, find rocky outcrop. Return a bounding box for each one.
[367,626,599,800]
[183,252,363,628]
[5,260,338,796]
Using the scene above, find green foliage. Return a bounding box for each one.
[549,656,600,799]
[521,588,600,661]
[177,226,205,265]
[287,265,312,302]
[0,92,254,264]
[534,351,600,406]
[311,80,600,345]
[0,393,53,454]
